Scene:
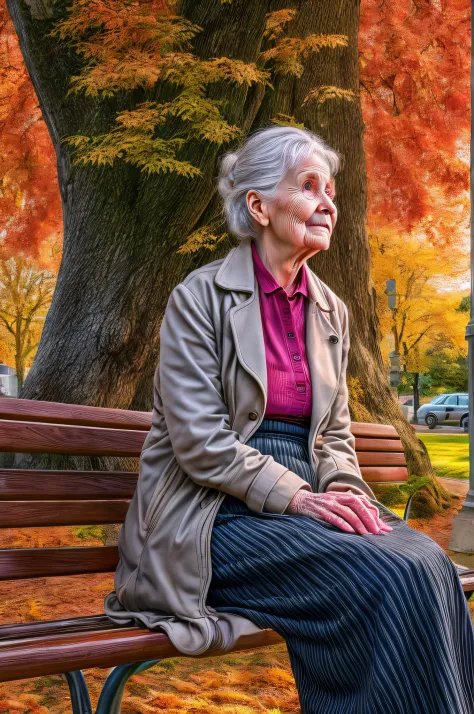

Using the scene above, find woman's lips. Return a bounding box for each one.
[306,223,330,231]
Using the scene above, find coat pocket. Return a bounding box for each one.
[143,457,182,529]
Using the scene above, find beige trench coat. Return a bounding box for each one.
[104,236,376,656]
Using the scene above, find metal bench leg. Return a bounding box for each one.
[95,660,162,714]
[63,671,93,714]
[403,493,415,522]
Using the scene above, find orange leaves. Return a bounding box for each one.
[0,10,62,261]
[360,0,470,248]
[302,86,358,107]
[265,667,295,688]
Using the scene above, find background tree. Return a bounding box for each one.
[0,3,62,258]
[359,0,470,249]
[6,0,464,514]
[0,253,55,387]
[370,227,468,418]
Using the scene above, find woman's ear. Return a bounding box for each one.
[246,190,269,227]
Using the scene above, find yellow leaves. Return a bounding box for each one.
[260,33,349,78]
[369,227,469,370]
[303,86,358,106]
[177,228,228,255]
[203,57,272,89]
[26,599,42,621]
[168,677,200,694]
[49,0,355,182]
[265,667,295,688]
[271,113,305,129]
[205,690,255,703]
[64,92,239,172]
[264,9,297,42]
[64,120,200,176]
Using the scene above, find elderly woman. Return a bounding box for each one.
[105,126,474,713]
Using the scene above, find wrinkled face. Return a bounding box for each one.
[264,152,337,251]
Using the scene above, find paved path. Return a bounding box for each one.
[413,424,466,434]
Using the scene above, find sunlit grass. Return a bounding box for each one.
[417,434,469,480]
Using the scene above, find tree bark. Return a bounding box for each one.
[7,0,449,518]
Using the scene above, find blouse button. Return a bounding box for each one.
[292,354,301,361]
[329,335,339,343]
[248,411,258,421]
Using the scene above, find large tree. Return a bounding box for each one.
[7,0,449,514]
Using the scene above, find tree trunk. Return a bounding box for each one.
[7,0,449,518]
[7,0,268,409]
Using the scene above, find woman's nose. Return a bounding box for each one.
[318,197,336,216]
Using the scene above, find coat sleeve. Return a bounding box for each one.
[315,301,376,499]
[159,282,312,514]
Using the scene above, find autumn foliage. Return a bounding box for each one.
[359,0,470,248]
[0,4,62,262]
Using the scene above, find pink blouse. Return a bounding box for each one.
[251,240,312,423]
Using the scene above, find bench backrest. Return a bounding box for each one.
[0,398,407,583]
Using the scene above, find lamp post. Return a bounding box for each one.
[448,18,474,552]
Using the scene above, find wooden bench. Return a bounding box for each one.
[0,397,472,714]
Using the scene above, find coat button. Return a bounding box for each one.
[248,411,258,421]
[329,335,339,343]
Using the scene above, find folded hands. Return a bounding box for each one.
[285,490,393,535]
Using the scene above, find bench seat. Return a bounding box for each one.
[0,397,470,712]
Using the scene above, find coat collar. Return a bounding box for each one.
[214,237,333,311]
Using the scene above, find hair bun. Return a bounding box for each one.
[217,152,238,200]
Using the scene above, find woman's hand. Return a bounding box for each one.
[285,489,393,535]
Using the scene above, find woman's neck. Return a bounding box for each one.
[253,238,307,289]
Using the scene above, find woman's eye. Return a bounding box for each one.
[303,181,312,191]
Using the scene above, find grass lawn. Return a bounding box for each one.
[418,433,469,480]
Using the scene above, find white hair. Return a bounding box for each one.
[217,125,342,240]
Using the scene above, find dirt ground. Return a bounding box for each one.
[0,478,472,714]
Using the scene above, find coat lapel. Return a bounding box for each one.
[215,238,343,448]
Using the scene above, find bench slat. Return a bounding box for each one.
[354,437,405,452]
[357,452,407,466]
[0,626,283,682]
[0,398,152,430]
[0,615,122,642]
[0,501,130,527]
[349,422,400,438]
[0,546,119,580]
[0,470,138,500]
[360,466,409,483]
[0,420,146,455]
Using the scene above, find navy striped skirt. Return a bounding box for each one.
[207,418,474,714]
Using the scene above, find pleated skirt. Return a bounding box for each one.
[207,418,474,714]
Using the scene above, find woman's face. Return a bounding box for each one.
[248,152,338,253]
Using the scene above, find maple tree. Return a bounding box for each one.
[359,0,470,248]
[4,0,469,514]
[0,3,62,259]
